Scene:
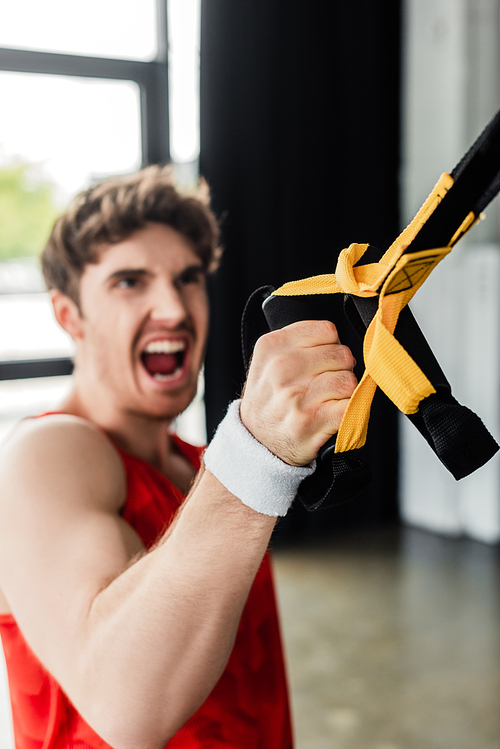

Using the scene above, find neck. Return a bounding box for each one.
[60,378,176,475]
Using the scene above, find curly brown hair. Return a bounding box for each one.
[42,165,221,306]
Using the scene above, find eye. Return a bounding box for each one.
[116,276,139,289]
[176,266,205,288]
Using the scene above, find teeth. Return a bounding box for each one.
[144,340,186,354]
[152,370,182,381]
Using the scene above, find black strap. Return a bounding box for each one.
[347,289,498,480]
[241,285,275,371]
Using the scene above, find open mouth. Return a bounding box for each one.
[140,339,187,381]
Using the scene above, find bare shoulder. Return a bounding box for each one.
[0,414,126,514]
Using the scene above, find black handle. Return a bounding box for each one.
[262,294,348,462]
[261,292,372,508]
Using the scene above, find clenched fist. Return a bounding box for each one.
[240,320,357,467]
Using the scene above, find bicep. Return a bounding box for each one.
[0,417,144,681]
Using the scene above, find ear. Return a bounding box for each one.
[50,290,83,339]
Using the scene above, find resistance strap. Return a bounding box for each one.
[242,108,500,511]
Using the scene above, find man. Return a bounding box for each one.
[0,167,356,748]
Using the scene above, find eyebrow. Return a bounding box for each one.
[105,264,205,284]
[177,263,205,276]
[105,268,151,284]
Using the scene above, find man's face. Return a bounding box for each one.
[75,222,209,421]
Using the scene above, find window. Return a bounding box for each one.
[0,0,158,61]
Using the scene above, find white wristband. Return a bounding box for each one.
[203,399,316,516]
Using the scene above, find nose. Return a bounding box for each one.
[149,281,187,327]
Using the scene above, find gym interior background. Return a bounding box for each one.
[0,1,499,748]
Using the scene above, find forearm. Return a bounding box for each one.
[0,320,357,749]
[78,469,276,749]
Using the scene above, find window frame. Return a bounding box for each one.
[0,0,169,381]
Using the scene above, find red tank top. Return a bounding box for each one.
[0,431,293,749]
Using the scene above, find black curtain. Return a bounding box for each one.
[200,0,401,540]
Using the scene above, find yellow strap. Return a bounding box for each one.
[335,247,450,451]
[378,172,453,267]
[274,172,456,300]
[270,172,478,453]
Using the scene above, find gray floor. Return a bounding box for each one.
[272,526,500,749]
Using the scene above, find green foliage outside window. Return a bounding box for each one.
[0,163,60,261]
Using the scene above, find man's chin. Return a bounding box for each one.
[129,386,199,422]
